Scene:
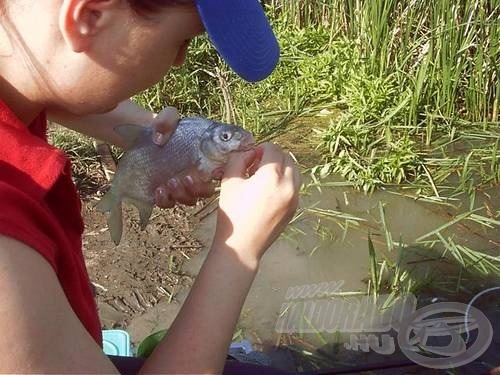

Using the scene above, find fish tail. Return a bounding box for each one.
[96,189,123,245]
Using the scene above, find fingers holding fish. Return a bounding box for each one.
[255,143,300,194]
[215,142,300,265]
[151,106,180,146]
[156,175,216,207]
[286,157,301,197]
[222,149,258,183]
[282,153,301,217]
[254,143,287,177]
[247,146,264,176]
[180,175,216,199]
[255,143,300,211]
[154,186,175,208]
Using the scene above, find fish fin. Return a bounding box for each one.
[130,199,154,231]
[114,124,148,149]
[96,190,124,245]
[96,189,114,213]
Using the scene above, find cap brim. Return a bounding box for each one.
[196,0,280,82]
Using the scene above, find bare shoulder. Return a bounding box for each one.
[0,235,117,374]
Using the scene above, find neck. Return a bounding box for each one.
[0,12,45,124]
[0,76,44,124]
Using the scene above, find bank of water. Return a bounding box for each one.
[183,175,499,370]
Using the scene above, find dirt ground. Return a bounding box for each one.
[81,184,211,335]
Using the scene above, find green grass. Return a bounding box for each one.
[132,1,500,200]
[47,124,106,197]
[133,22,340,139]
[309,0,499,196]
[373,200,500,300]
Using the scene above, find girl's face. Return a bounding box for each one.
[45,2,204,115]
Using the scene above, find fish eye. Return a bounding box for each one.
[219,131,232,142]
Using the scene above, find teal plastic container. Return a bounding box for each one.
[102,330,132,357]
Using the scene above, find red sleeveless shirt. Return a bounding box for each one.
[0,99,101,344]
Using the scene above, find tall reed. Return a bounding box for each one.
[268,0,499,124]
[276,0,500,193]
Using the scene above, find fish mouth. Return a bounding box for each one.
[238,132,256,152]
[240,142,257,152]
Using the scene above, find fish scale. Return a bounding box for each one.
[97,117,254,245]
[117,121,209,203]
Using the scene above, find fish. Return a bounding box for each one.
[97,117,255,245]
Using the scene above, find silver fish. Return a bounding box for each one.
[97,117,254,245]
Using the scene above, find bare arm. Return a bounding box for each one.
[141,143,300,374]
[0,235,118,374]
[0,233,254,374]
[142,243,258,373]
[48,100,157,149]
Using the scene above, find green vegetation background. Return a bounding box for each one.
[134,0,499,198]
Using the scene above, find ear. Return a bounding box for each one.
[58,0,119,52]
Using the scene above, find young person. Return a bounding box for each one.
[0,0,300,373]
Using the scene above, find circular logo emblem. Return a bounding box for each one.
[397,302,492,369]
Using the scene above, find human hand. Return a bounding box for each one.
[213,143,300,267]
[151,106,180,146]
[151,107,215,208]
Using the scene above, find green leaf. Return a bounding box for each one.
[368,234,379,298]
[136,329,168,358]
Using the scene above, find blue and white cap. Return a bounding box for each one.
[196,0,280,82]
